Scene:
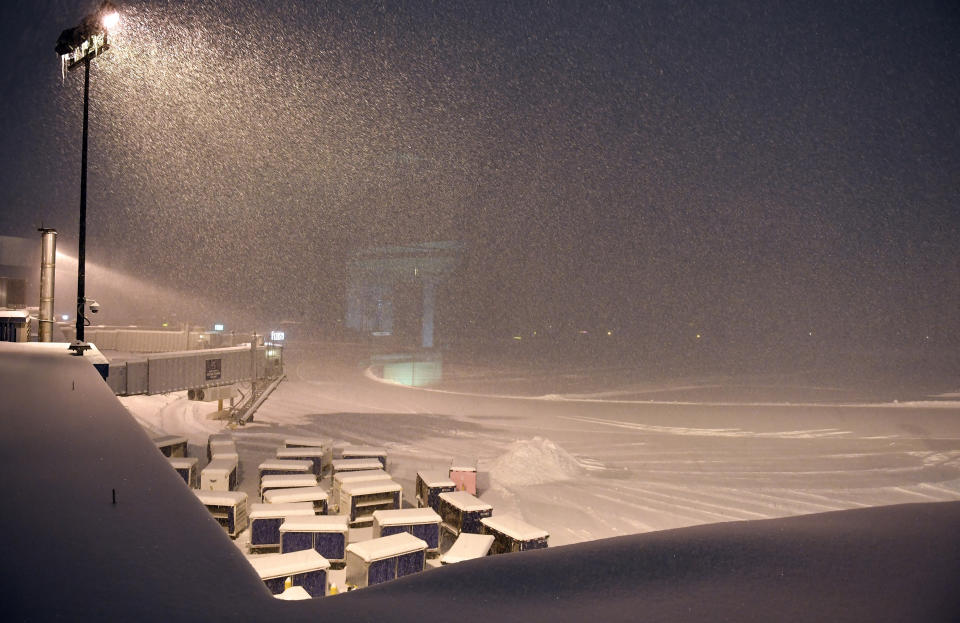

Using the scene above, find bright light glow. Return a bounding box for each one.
[61,314,70,321]
[213,323,224,332]
[102,11,120,32]
[270,330,285,342]
[606,330,613,336]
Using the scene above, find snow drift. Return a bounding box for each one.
[488,436,586,486]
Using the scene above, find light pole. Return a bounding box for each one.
[55,1,119,355]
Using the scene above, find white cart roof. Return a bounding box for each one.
[260,474,319,489]
[481,515,549,540]
[258,459,314,472]
[331,458,383,471]
[373,508,441,526]
[438,491,492,512]
[440,533,495,564]
[346,532,427,562]
[341,445,388,457]
[280,515,349,532]
[249,502,316,519]
[153,434,187,447]
[247,549,330,579]
[417,471,455,487]
[168,456,198,468]
[194,490,248,505]
[263,486,328,504]
[284,436,332,449]
[341,480,402,496]
[205,457,238,472]
[333,469,389,485]
[276,447,325,458]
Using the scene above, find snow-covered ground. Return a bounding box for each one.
[119,340,960,551]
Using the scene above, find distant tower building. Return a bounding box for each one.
[346,242,461,348]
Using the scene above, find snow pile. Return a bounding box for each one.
[488,437,585,486]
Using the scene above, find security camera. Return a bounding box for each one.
[88,299,100,313]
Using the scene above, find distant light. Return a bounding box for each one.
[270,330,285,342]
[808,331,813,337]
[161,322,169,327]
[512,335,522,341]
[102,10,120,32]
[213,323,224,331]
[606,330,613,336]
[578,330,588,334]
[695,333,701,339]
[61,314,70,321]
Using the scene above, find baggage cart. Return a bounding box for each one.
[345,532,427,589]
[279,515,349,564]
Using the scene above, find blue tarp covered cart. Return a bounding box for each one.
[415,471,456,511]
[276,447,326,476]
[437,491,493,536]
[481,515,549,554]
[279,515,350,564]
[257,459,314,487]
[372,508,442,553]
[331,469,390,513]
[168,456,198,488]
[345,532,427,589]
[249,502,315,550]
[194,490,249,538]
[153,434,188,458]
[247,549,331,598]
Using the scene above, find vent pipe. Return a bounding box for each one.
[38,228,58,342]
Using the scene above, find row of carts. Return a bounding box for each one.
[152,432,549,599]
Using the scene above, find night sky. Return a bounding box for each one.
[1,1,957,364]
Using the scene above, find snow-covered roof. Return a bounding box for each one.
[262,486,328,505]
[167,456,198,469]
[194,490,248,506]
[341,445,387,457]
[438,491,492,512]
[247,549,330,579]
[346,532,427,562]
[280,515,349,532]
[450,464,476,473]
[440,533,494,564]
[481,515,549,541]
[373,508,441,526]
[417,471,455,487]
[276,447,325,459]
[341,480,402,496]
[274,586,312,601]
[331,458,383,471]
[0,309,29,318]
[153,434,188,447]
[333,469,388,485]
[249,502,316,519]
[258,459,313,472]
[209,439,236,452]
[204,456,238,472]
[260,474,319,489]
[284,436,331,449]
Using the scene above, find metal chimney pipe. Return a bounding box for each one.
[38,228,58,342]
